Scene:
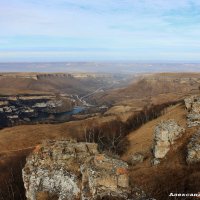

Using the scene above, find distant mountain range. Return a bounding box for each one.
[0,62,200,73]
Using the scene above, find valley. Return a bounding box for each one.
[2,0,200,199]
[0,72,132,127]
[0,72,200,200]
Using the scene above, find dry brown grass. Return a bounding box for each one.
[91,72,200,105]
[0,102,199,200]
[0,115,116,152]
[122,103,187,160]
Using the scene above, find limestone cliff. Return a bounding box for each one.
[0,95,74,127]
[22,140,131,200]
[185,95,200,127]
[187,131,200,164]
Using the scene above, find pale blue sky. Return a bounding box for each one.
[1,0,200,62]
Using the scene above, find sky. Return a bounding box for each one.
[1,0,200,62]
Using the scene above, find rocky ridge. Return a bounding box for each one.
[0,73,73,80]
[152,119,185,165]
[184,95,200,164]
[185,95,200,127]
[0,94,75,127]
[186,131,200,164]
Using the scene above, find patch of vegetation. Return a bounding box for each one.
[0,150,31,200]
[83,100,183,155]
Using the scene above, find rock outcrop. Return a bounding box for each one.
[184,95,200,127]
[152,120,185,165]
[0,95,74,127]
[22,140,131,200]
[186,131,200,164]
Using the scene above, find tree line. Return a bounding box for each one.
[83,100,183,155]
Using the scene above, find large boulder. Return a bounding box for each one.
[152,120,185,164]
[186,131,200,164]
[184,95,200,127]
[22,140,131,200]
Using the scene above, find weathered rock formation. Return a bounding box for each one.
[0,72,73,80]
[186,131,200,164]
[152,120,185,165]
[185,95,200,127]
[22,140,131,200]
[0,95,74,127]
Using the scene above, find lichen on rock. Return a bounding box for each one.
[186,131,200,164]
[22,139,131,200]
[184,95,200,127]
[81,154,130,199]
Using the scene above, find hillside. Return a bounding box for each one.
[1,100,200,200]
[123,103,187,159]
[0,72,200,199]
[0,72,131,96]
[0,115,117,152]
[90,73,200,105]
[122,103,199,200]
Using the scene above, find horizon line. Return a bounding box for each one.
[1,61,200,64]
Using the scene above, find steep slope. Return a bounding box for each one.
[0,76,93,95]
[1,100,200,200]
[91,73,200,105]
[0,115,116,152]
[123,104,187,159]
[122,103,200,200]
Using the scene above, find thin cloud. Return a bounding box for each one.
[0,0,200,61]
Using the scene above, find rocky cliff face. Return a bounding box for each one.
[36,73,73,80]
[0,73,74,80]
[187,131,200,164]
[0,95,74,127]
[152,120,185,165]
[22,140,131,200]
[185,95,200,127]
